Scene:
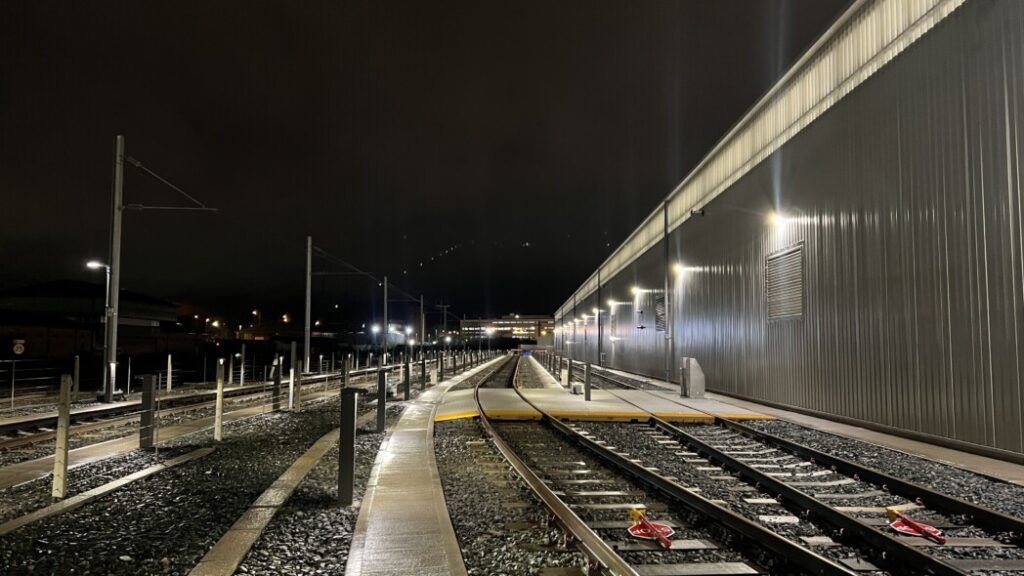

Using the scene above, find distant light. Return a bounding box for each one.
[515,314,520,319]
[194,315,199,319]
[211,320,220,328]
[673,263,684,275]
[282,314,290,323]
[630,286,640,295]
[592,307,598,315]
[85,260,106,270]
[334,304,339,309]
[409,338,416,346]
[405,327,413,335]
[251,309,259,316]
[768,211,786,229]
[371,324,380,334]
[315,320,322,327]
[444,336,452,344]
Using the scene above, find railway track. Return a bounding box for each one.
[475,355,869,576]
[0,367,409,454]
[576,366,1024,574]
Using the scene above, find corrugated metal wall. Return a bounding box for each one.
[555,0,1024,460]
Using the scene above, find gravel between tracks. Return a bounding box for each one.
[0,403,343,575]
[435,419,588,575]
[235,404,404,576]
[748,420,1024,521]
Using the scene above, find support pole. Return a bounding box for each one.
[139,374,156,449]
[228,353,234,385]
[343,362,350,388]
[103,134,124,404]
[382,275,389,366]
[166,353,173,392]
[338,388,359,506]
[376,368,386,433]
[420,355,427,390]
[439,352,445,382]
[240,343,246,385]
[214,359,225,441]
[51,374,72,498]
[304,235,312,373]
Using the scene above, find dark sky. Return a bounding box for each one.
[0,0,848,328]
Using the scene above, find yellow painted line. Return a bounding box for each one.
[718,413,775,421]
[434,410,479,423]
[652,412,715,423]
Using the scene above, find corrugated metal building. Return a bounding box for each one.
[554,0,1024,461]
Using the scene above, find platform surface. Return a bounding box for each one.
[435,388,540,421]
[345,358,503,576]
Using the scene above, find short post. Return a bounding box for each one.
[72,355,80,398]
[343,363,350,388]
[376,368,386,433]
[439,352,445,382]
[214,359,225,441]
[680,359,688,398]
[420,356,427,390]
[290,342,299,408]
[166,353,173,392]
[240,343,246,385]
[139,374,157,449]
[403,356,411,401]
[272,357,282,411]
[584,363,592,401]
[287,356,295,410]
[338,388,360,506]
[51,374,72,499]
[228,353,234,385]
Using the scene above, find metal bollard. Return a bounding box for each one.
[338,388,360,506]
[167,353,173,392]
[240,343,246,386]
[272,357,282,411]
[584,363,592,402]
[403,357,411,401]
[376,368,386,433]
[420,356,427,390]
[72,355,80,398]
[52,374,72,498]
[228,353,234,385]
[215,359,225,441]
[139,374,157,449]
[290,342,299,408]
[439,352,446,382]
[343,363,350,388]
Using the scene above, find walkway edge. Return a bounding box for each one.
[187,427,342,576]
[0,446,214,536]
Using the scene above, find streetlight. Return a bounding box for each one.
[371,324,381,363]
[86,260,112,396]
[485,327,495,353]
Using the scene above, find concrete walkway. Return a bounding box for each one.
[345,357,503,576]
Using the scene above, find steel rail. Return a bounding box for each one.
[587,365,1024,542]
[715,417,1024,543]
[475,356,640,576]
[508,378,856,576]
[652,417,969,576]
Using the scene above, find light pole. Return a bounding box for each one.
[86,260,111,396]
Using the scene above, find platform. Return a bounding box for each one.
[344,357,504,576]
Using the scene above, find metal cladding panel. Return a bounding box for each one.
[559,0,1024,458]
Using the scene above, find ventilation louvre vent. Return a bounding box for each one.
[654,293,667,332]
[766,244,804,321]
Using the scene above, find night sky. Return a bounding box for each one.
[0,0,848,328]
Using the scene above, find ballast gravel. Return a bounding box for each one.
[748,420,1024,521]
[0,403,343,575]
[435,418,588,575]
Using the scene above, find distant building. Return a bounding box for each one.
[460,315,554,345]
